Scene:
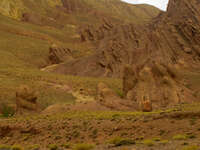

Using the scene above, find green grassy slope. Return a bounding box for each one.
[0,14,123,108]
[0,0,160,26]
[0,0,161,109]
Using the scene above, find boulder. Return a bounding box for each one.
[16,85,40,114]
[141,100,152,112]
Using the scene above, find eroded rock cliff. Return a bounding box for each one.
[52,0,200,109]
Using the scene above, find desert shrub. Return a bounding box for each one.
[152,137,161,141]
[0,103,15,118]
[11,145,23,150]
[159,140,169,145]
[173,134,187,140]
[73,143,95,150]
[187,134,196,139]
[114,88,124,98]
[47,144,58,150]
[26,144,40,150]
[61,143,71,149]
[108,137,135,147]
[182,145,199,150]
[0,145,11,150]
[142,139,155,146]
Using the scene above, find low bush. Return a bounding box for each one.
[73,143,95,150]
[108,137,135,147]
[0,103,15,117]
[173,134,187,140]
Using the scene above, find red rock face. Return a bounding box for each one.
[54,0,200,78]
[51,0,200,109]
[97,0,200,76]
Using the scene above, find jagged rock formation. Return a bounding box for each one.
[54,0,200,77]
[49,44,73,64]
[0,0,199,110]
[122,62,197,110]
[79,19,114,42]
[50,0,200,109]
[98,0,200,77]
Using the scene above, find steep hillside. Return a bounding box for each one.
[0,0,160,26]
[54,0,200,77]
[0,0,160,109]
[51,0,200,109]
[0,0,200,149]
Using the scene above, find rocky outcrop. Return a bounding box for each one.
[79,19,114,42]
[122,61,197,110]
[16,85,40,114]
[74,0,200,78]
[49,44,73,64]
[47,0,200,79]
[51,0,200,110]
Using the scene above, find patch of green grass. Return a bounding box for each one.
[25,144,40,150]
[142,139,155,147]
[114,88,124,98]
[73,143,95,150]
[173,134,187,140]
[152,137,161,142]
[11,145,23,150]
[47,144,58,150]
[182,145,199,150]
[108,137,135,147]
[159,140,169,145]
[0,145,11,150]
[0,103,15,118]
[61,143,71,149]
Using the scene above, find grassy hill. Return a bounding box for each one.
[0,0,161,109]
[0,0,200,149]
[0,0,160,25]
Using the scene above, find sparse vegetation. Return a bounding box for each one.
[61,143,71,149]
[173,134,187,140]
[0,103,15,118]
[26,144,40,150]
[159,140,169,145]
[152,137,161,142]
[0,145,11,150]
[142,139,155,147]
[108,137,135,146]
[11,145,23,150]
[73,143,95,150]
[47,144,58,150]
[0,0,200,150]
[186,133,196,139]
[182,145,199,150]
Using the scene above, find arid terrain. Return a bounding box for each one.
[0,0,200,150]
